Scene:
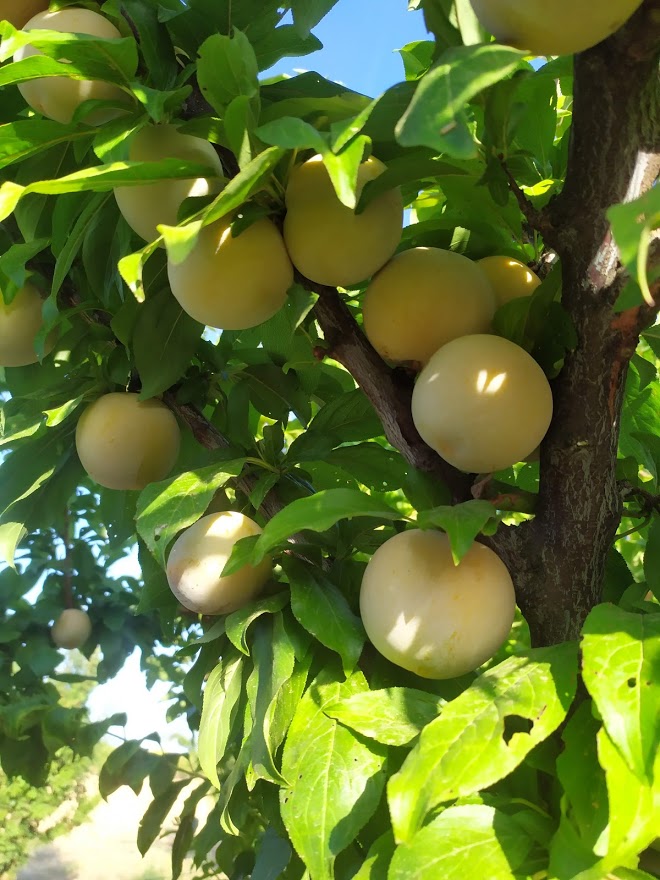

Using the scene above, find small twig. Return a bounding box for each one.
[498,156,555,243]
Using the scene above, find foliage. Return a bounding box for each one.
[0,1,658,880]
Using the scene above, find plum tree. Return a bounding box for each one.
[114,123,224,243]
[469,0,644,55]
[50,608,92,650]
[75,392,180,490]
[166,512,272,615]
[0,282,53,367]
[0,0,48,29]
[14,8,127,124]
[283,154,403,287]
[411,334,553,473]
[362,247,496,366]
[167,215,293,329]
[478,256,541,306]
[360,529,516,679]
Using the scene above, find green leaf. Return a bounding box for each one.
[556,702,608,849]
[252,488,400,562]
[137,778,190,855]
[323,136,370,209]
[252,827,292,880]
[609,186,660,307]
[225,593,290,656]
[256,117,328,153]
[324,687,444,746]
[597,726,658,866]
[136,461,245,566]
[247,614,297,786]
[133,289,203,398]
[290,0,341,37]
[0,238,49,293]
[52,191,110,297]
[196,30,259,116]
[198,649,244,788]
[202,146,285,227]
[0,24,137,75]
[0,158,220,221]
[389,804,533,880]
[0,120,94,170]
[280,668,387,880]
[644,518,660,599]
[388,643,579,843]
[396,44,525,157]
[581,604,660,783]
[417,500,499,564]
[282,557,365,676]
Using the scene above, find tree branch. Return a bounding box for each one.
[307,276,473,503]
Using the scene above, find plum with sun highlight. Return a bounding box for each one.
[411,334,553,473]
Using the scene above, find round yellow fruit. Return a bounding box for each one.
[0,282,54,367]
[363,247,496,367]
[283,154,403,288]
[0,0,49,29]
[411,334,553,473]
[360,529,516,679]
[167,215,293,329]
[469,0,644,55]
[166,512,272,615]
[75,392,181,490]
[14,8,127,124]
[114,124,223,243]
[51,608,92,649]
[478,256,541,307]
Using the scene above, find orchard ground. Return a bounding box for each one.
[17,779,212,880]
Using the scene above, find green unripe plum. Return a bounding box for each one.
[360,529,516,679]
[114,124,223,243]
[412,334,553,473]
[478,256,541,307]
[283,154,403,287]
[51,608,92,649]
[363,247,496,367]
[0,282,55,367]
[166,512,272,615]
[14,8,128,124]
[469,0,644,56]
[167,215,293,329]
[75,392,180,490]
[0,0,49,28]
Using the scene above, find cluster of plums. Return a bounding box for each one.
[3,0,644,674]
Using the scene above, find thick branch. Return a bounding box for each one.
[509,1,660,645]
[309,278,472,503]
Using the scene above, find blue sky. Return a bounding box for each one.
[87,3,429,747]
[270,0,428,95]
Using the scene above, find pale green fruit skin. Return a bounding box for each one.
[478,256,541,307]
[167,215,292,330]
[51,608,92,649]
[283,154,403,287]
[15,8,128,124]
[412,334,553,473]
[0,282,53,367]
[166,512,272,615]
[0,0,48,28]
[360,529,516,679]
[75,392,181,490]
[469,0,644,55]
[114,124,223,243]
[363,247,496,367]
